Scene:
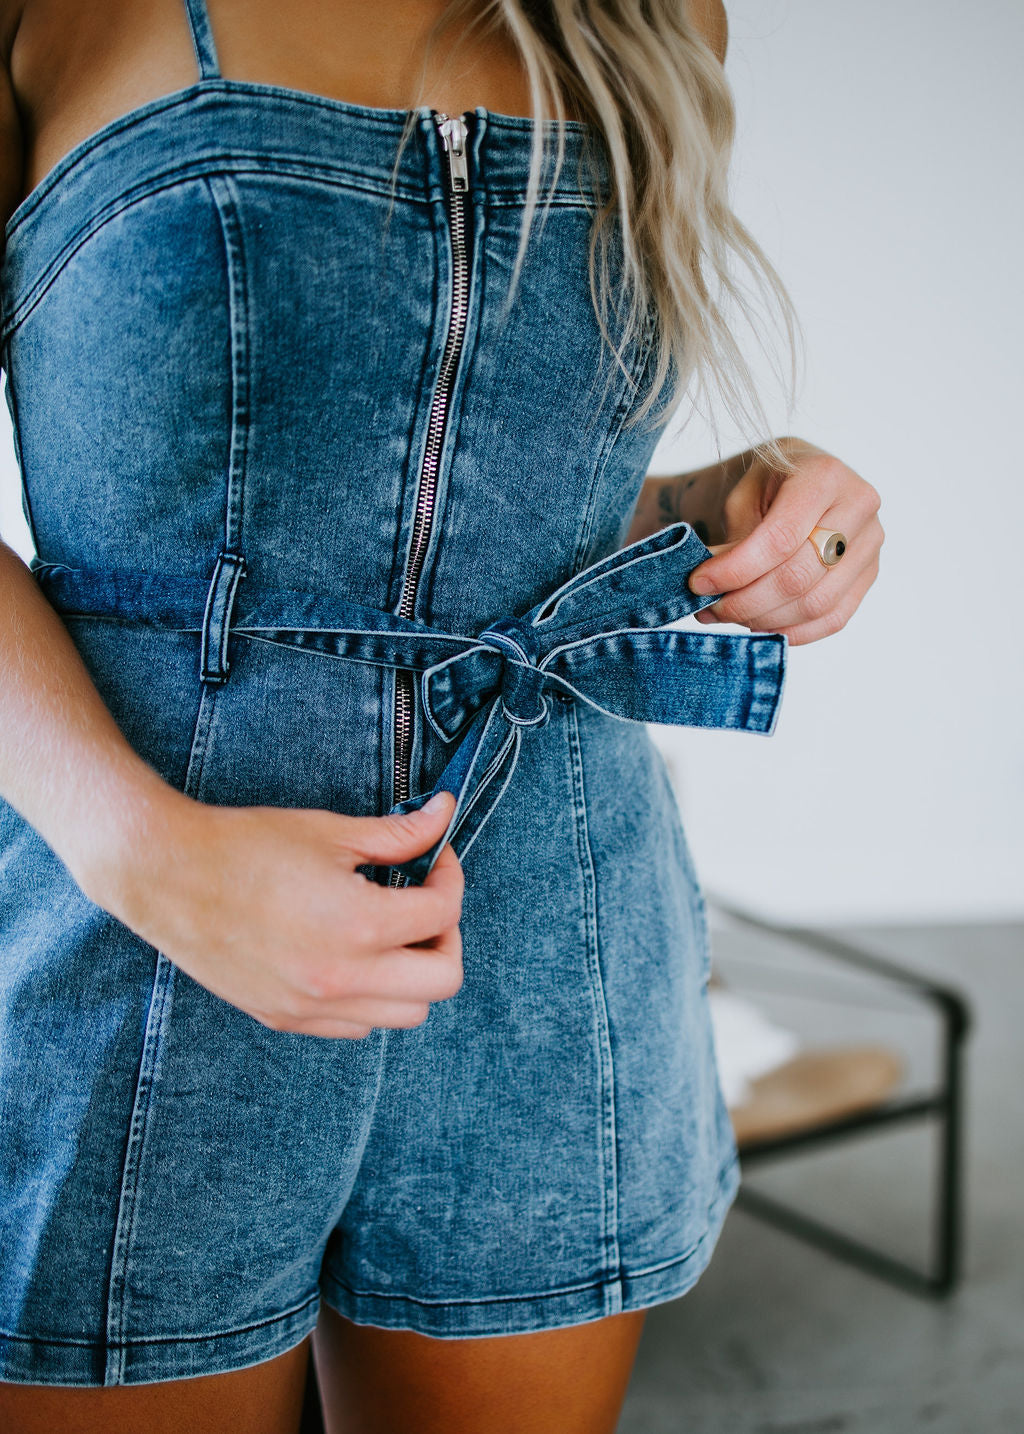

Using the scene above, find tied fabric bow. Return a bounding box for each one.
[388,521,787,883]
[33,522,787,886]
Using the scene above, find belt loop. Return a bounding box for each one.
[200,551,247,686]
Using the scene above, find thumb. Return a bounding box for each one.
[343,791,456,864]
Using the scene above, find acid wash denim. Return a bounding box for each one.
[0,0,786,1386]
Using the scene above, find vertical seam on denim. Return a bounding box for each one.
[102,955,176,1385]
[206,175,250,556]
[102,686,217,1382]
[651,737,712,984]
[568,342,641,582]
[327,1023,393,1258]
[566,703,622,1308]
[690,846,713,988]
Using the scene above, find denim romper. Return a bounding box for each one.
[0,0,786,1385]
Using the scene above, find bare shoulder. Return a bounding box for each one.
[686,0,728,64]
[0,0,24,235]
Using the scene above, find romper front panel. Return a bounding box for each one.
[0,52,751,1380]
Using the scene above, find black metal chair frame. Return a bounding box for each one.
[706,893,972,1300]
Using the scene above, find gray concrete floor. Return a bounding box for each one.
[620,920,1024,1434]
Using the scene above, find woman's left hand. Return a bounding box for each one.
[687,436,884,645]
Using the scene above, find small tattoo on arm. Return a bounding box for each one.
[657,487,679,521]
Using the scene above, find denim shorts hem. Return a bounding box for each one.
[320,1154,741,1340]
[0,1293,320,1388]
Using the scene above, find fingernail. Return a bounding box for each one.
[689,573,715,594]
[422,792,450,815]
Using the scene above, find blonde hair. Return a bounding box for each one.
[393,0,803,473]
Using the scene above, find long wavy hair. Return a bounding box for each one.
[391,0,803,471]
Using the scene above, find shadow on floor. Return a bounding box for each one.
[619,921,1023,1434]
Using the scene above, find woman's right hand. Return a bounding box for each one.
[0,541,462,1041]
[85,789,465,1040]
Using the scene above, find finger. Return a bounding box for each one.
[270,952,457,1018]
[356,842,464,949]
[358,880,461,951]
[422,836,464,887]
[735,537,878,633]
[299,996,434,1032]
[688,470,845,596]
[738,510,880,631]
[693,537,835,624]
[699,520,876,629]
[287,1023,375,1040]
[300,1021,377,1040]
[403,839,465,937]
[341,792,456,865]
[252,1012,376,1040]
[768,561,878,645]
[418,917,463,973]
[283,936,463,1020]
[341,942,464,1004]
[283,1000,434,1039]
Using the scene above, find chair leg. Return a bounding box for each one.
[734,985,968,1299]
[708,896,971,1299]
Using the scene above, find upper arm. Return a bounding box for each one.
[686,0,729,65]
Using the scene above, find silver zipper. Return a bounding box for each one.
[389,111,471,885]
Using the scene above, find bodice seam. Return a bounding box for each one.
[2,161,437,339]
[5,80,599,245]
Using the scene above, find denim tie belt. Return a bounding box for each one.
[32,521,787,885]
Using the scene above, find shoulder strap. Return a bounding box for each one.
[182,0,222,80]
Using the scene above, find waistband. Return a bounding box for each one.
[33,522,787,884]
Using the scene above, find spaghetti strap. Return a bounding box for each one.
[182,0,221,80]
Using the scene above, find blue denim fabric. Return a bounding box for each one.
[0,0,786,1385]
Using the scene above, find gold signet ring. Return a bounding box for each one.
[808,526,847,567]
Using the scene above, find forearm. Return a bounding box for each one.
[626,447,756,547]
[0,539,184,901]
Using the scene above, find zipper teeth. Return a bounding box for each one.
[396,125,471,626]
[389,112,471,881]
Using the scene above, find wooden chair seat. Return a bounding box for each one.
[730,1044,905,1148]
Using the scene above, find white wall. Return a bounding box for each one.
[2,0,1021,923]
[0,416,22,553]
[648,0,1024,923]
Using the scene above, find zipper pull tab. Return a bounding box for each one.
[437,114,470,193]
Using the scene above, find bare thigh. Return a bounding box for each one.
[312,1301,647,1434]
[0,1337,309,1434]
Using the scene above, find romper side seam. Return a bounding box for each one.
[102,678,221,1385]
[101,955,178,1385]
[566,701,623,1310]
[206,174,251,554]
